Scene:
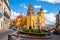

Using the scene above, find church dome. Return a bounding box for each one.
[17,12,24,18]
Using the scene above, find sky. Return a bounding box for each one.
[8,0,60,25]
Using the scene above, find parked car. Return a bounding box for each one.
[53,30,60,34]
[13,28,17,30]
[50,27,58,33]
[10,26,17,30]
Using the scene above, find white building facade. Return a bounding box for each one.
[0,0,11,31]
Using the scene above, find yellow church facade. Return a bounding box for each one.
[26,4,45,29]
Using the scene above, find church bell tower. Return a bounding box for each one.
[27,4,34,15]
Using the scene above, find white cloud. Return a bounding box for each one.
[24,6,27,9]
[44,12,56,25]
[11,10,25,19]
[43,10,47,12]
[34,5,47,13]
[42,0,60,4]
[34,5,41,8]
[36,0,60,4]
[10,10,20,19]
[20,3,27,9]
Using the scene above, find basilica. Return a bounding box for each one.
[16,4,45,29]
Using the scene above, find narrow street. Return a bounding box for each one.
[0,29,17,40]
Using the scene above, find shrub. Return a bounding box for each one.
[19,29,46,36]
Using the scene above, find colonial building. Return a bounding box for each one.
[0,0,11,31]
[26,4,45,29]
[15,4,45,29]
[56,11,60,30]
[0,0,3,30]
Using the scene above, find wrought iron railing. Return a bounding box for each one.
[4,11,10,19]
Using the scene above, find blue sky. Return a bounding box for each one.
[9,0,60,25]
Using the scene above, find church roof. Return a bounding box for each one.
[28,4,34,10]
[17,12,24,18]
[37,6,44,14]
[29,4,32,7]
[40,6,43,11]
[27,4,34,15]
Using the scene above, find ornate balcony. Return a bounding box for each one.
[4,0,10,11]
[4,11,10,19]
